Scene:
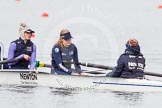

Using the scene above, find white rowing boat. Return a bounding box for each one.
[0,70,162,92]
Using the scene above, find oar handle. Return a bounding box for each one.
[44,64,52,68]
[144,72,162,77]
[79,62,114,70]
[0,58,21,64]
[35,61,52,68]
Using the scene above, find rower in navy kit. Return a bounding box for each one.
[8,23,36,70]
[107,38,145,78]
[51,29,82,75]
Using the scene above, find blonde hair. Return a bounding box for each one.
[55,29,70,49]
[60,29,69,35]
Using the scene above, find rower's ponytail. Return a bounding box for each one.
[56,37,63,49]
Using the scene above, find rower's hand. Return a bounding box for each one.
[24,54,30,61]
[71,72,80,76]
[80,72,88,76]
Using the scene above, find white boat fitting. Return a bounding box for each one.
[0,70,162,92]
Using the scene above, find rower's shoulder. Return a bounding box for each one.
[119,53,127,58]
[52,44,61,53]
[70,43,76,47]
[119,53,145,62]
[11,39,19,44]
[71,43,78,50]
[117,53,129,62]
[53,44,60,48]
[32,43,36,50]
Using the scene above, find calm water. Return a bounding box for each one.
[1,86,162,108]
[1,0,162,108]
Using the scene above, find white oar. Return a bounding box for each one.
[36,61,162,77]
[79,62,162,77]
[35,61,107,75]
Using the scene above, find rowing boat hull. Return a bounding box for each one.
[0,70,162,92]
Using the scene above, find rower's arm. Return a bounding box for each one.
[52,46,62,66]
[8,42,16,60]
[8,42,21,66]
[111,55,124,77]
[8,42,24,67]
[73,46,82,73]
[29,44,36,70]
[52,46,72,74]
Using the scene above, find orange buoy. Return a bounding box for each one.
[42,12,49,17]
[158,5,162,9]
[16,0,21,2]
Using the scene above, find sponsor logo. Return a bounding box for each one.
[17,41,21,44]
[20,73,37,80]
[69,51,74,55]
[128,62,144,70]
[62,53,66,56]
[129,55,143,59]
[129,55,136,58]
[26,47,32,51]
[61,35,65,38]
[55,48,59,53]
[138,56,143,58]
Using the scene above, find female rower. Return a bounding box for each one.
[8,23,36,70]
[51,29,82,75]
[107,38,145,78]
